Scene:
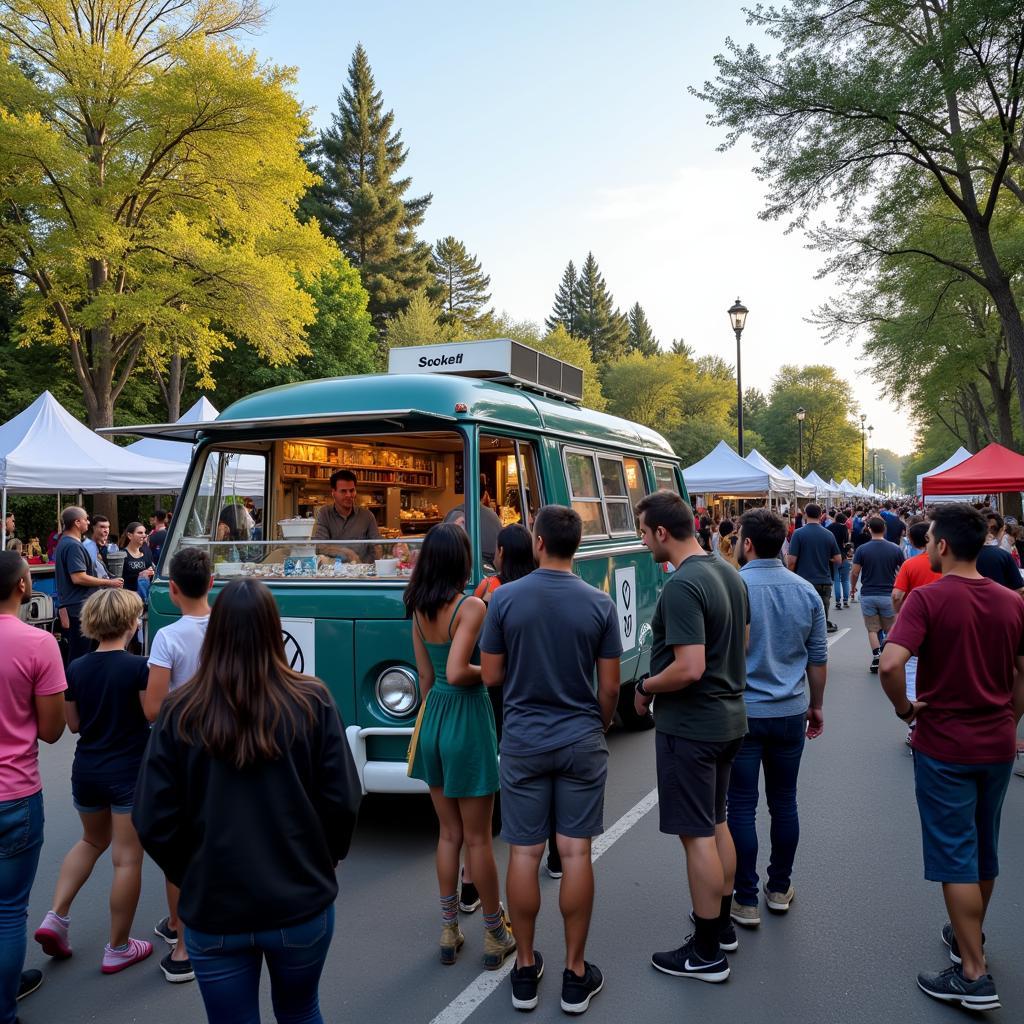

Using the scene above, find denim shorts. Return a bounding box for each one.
[500,732,608,845]
[71,776,137,814]
[913,750,1013,883]
[860,594,895,631]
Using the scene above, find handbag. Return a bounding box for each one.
[405,696,428,776]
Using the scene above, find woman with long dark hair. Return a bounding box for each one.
[473,524,537,604]
[133,579,361,1024]
[405,524,514,970]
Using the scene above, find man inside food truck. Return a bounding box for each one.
[312,469,380,560]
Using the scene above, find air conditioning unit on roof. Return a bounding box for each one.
[387,339,584,404]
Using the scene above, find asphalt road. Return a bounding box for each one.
[18,602,1024,1023]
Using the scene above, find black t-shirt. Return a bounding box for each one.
[65,651,151,781]
[827,522,850,550]
[852,539,905,595]
[147,528,168,564]
[976,545,1023,591]
[54,534,96,615]
[121,547,153,592]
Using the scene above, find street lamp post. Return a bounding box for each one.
[868,425,875,489]
[728,298,749,456]
[860,413,867,484]
[796,407,806,475]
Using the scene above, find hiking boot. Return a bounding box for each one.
[17,970,42,1001]
[688,909,738,950]
[730,899,761,928]
[34,911,72,959]
[160,951,195,983]
[439,920,465,965]
[482,909,516,970]
[510,951,544,1011]
[651,935,730,983]
[917,965,999,1011]
[459,874,481,914]
[560,961,604,1014]
[765,885,795,913]
[940,922,986,967]
[154,916,178,946]
[101,938,153,974]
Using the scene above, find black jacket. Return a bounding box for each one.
[133,689,361,933]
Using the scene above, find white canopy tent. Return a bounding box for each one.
[803,470,836,500]
[916,446,975,501]
[779,465,816,498]
[683,440,793,498]
[125,396,265,495]
[743,449,796,495]
[0,391,186,550]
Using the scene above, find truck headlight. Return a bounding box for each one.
[375,667,419,716]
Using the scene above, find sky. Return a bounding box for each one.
[250,0,914,460]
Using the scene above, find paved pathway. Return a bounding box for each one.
[18,604,1024,1022]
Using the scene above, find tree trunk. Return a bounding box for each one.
[166,352,182,422]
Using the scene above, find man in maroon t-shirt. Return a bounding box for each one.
[880,503,1024,1013]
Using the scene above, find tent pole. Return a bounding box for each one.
[1,487,6,551]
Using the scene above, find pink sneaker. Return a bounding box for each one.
[101,937,153,974]
[34,911,72,959]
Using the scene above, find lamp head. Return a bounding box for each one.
[796,407,806,422]
[727,298,749,334]
[860,413,866,425]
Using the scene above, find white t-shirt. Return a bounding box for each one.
[148,614,210,691]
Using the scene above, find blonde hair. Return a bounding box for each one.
[718,533,739,568]
[80,588,143,641]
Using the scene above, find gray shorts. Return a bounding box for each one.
[500,732,609,846]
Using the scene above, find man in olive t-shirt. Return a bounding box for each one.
[634,492,749,985]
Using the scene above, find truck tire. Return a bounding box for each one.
[617,681,655,731]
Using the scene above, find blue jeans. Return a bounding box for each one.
[726,714,806,905]
[0,792,44,1024]
[185,906,334,1024]
[832,561,851,603]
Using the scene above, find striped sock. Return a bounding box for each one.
[483,907,506,933]
[441,893,458,924]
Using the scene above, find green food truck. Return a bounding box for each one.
[116,339,688,794]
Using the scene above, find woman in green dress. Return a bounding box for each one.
[405,524,515,970]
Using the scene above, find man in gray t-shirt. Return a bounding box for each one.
[481,506,620,1009]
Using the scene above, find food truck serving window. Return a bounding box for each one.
[564,447,638,538]
[165,430,467,581]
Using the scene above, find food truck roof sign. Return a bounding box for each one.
[387,338,584,405]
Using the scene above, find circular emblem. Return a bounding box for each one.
[281,629,305,672]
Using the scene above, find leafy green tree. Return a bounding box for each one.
[0,1,334,430]
[626,303,660,356]
[573,253,628,365]
[696,1,1024,426]
[545,261,579,335]
[759,365,861,480]
[432,236,491,331]
[308,44,433,330]
[384,290,446,348]
[670,338,694,357]
[603,353,688,427]
[210,257,376,407]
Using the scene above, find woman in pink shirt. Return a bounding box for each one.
[0,552,66,1022]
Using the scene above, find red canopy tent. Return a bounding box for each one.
[921,442,1024,497]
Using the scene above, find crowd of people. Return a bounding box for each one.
[1,492,1022,1022]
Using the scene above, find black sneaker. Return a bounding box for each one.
[940,922,986,966]
[688,909,738,952]
[651,935,730,983]
[160,952,195,983]
[560,961,604,1014]
[17,970,42,1001]
[826,621,838,634]
[546,845,563,879]
[917,965,999,1011]
[510,951,544,1012]
[154,916,178,945]
[459,875,481,914]
[870,652,880,674]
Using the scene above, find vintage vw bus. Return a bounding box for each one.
[117,340,688,793]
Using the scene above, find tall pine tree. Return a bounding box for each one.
[574,253,628,365]
[308,44,433,330]
[432,236,492,330]
[627,302,660,356]
[545,260,578,335]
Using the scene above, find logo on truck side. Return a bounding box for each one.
[418,352,464,368]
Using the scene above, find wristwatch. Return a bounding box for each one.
[636,678,651,698]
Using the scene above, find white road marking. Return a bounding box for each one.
[827,627,850,647]
[427,787,660,1024]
